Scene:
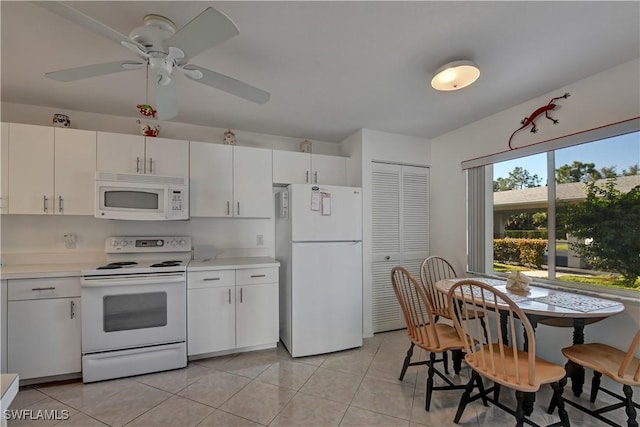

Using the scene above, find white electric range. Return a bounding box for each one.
[80,236,191,383]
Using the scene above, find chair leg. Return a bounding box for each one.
[399,342,415,381]
[551,377,570,427]
[623,385,638,427]
[453,349,463,374]
[515,390,526,427]
[442,350,450,374]
[454,372,477,423]
[494,383,502,403]
[590,371,602,403]
[425,352,436,411]
[474,373,488,406]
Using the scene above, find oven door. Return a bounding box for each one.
[81,273,186,353]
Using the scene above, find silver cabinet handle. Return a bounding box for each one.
[58,195,64,213]
[227,201,230,216]
[31,286,56,291]
[43,195,48,213]
[237,202,240,216]
[228,288,232,304]
[136,157,141,173]
[70,300,76,319]
[314,171,318,184]
[240,287,243,303]
[306,171,309,183]
[250,274,266,278]
[203,277,220,281]
[149,158,153,174]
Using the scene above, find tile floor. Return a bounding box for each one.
[7,330,629,426]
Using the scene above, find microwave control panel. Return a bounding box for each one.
[171,190,184,211]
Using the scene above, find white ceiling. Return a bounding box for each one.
[2,1,639,143]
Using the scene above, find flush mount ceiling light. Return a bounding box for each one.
[431,60,480,91]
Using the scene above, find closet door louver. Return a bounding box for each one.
[371,163,430,332]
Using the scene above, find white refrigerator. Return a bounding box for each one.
[275,184,363,357]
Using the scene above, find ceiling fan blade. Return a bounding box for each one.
[32,1,147,54]
[45,61,145,82]
[167,7,239,61]
[182,65,270,104]
[155,77,178,121]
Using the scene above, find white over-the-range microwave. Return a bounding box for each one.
[95,172,189,220]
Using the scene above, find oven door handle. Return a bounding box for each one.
[81,274,185,287]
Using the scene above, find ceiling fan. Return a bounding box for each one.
[34,1,270,121]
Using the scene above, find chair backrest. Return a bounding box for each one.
[420,256,457,318]
[391,266,441,349]
[619,329,640,381]
[447,279,538,387]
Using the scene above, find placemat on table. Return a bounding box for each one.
[533,294,621,312]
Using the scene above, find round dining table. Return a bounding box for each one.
[435,276,625,413]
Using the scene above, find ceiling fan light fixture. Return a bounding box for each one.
[431,60,480,91]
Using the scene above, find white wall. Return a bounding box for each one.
[342,128,431,337]
[430,59,640,370]
[0,102,343,260]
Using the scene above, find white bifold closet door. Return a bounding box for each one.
[371,162,430,332]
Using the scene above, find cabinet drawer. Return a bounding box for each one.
[188,270,235,289]
[8,277,80,301]
[236,267,278,285]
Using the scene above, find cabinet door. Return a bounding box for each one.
[233,146,273,218]
[8,297,81,379]
[236,282,278,348]
[97,132,145,173]
[272,151,311,184]
[187,286,235,355]
[8,124,54,214]
[311,154,347,185]
[1,123,8,214]
[189,142,233,217]
[145,137,189,177]
[54,128,96,215]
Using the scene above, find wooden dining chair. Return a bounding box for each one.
[548,329,640,427]
[447,279,570,427]
[398,256,484,380]
[391,266,470,411]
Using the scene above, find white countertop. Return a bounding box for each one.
[0,262,98,279]
[187,257,280,271]
[1,257,279,279]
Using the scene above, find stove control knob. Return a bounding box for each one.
[170,239,178,246]
[157,240,164,246]
[121,240,129,247]
[110,240,118,246]
[178,239,186,246]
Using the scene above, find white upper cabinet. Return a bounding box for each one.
[1,123,9,214]
[190,142,233,217]
[233,146,273,218]
[54,128,97,215]
[272,150,347,185]
[7,124,95,215]
[8,124,54,215]
[310,153,347,185]
[97,132,188,177]
[272,151,310,184]
[190,142,272,218]
[144,137,189,177]
[97,132,144,174]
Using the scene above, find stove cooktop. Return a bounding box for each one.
[93,259,188,270]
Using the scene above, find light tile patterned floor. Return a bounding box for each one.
[7,330,630,426]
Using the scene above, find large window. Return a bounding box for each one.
[477,129,639,295]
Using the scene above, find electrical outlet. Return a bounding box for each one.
[256,234,264,246]
[64,233,77,249]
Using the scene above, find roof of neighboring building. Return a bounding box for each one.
[493,175,640,211]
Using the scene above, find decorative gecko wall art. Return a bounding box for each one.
[508,93,570,150]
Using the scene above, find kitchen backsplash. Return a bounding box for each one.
[0,215,274,261]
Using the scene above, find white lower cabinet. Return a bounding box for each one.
[187,266,278,356]
[7,277,81,380]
